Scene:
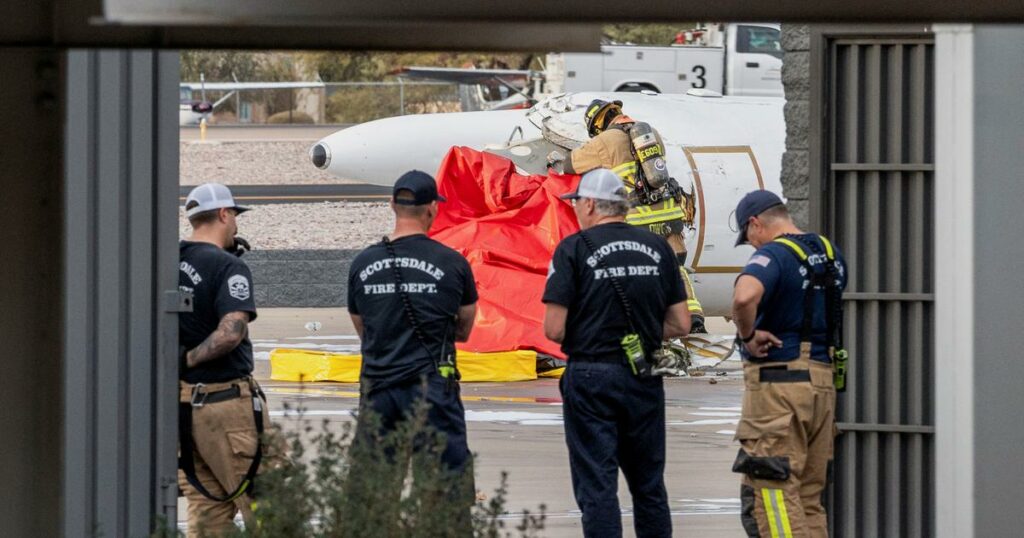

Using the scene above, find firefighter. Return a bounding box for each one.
[178,183,285,537]
[543,168,691,537]
[730,191,848,538]
[548,99,707,333]
[346,170,478,528]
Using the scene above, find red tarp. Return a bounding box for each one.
[429,147,580,359]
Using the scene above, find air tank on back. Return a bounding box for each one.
[628,121,670,190]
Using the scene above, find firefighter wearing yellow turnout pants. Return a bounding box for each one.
[731,191,849,538]
[550,99,707,333]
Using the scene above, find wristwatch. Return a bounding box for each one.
[740,331,756,344]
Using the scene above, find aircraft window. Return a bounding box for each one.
[180,87,193,101]
[736,26,783,59]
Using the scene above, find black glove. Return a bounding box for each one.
[229,236,251,257]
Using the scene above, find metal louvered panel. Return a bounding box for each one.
[62,49,180,537]
[823,37,935,537]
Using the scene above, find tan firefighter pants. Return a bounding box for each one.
[178,378,286,538]
[733,344,836,538]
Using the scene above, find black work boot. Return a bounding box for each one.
[690,315,708,334]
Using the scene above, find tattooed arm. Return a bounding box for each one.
[186,311,250,368]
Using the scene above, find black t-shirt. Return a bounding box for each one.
[542,222,686,360]
[179,241,258,384]
[348,234,478,389]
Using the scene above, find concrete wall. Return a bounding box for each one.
[780,25,812,229]
[969,25,1024,537]
[245,249,359,307]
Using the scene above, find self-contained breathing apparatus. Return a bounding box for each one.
[627,121,669,191]
[609,121,692,212]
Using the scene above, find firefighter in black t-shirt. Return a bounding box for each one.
[543,169,691,538]
[347,170,479,524]
[178,183,283,538]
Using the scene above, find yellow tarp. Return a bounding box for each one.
[270,348,539,383]
[538,367,565,379]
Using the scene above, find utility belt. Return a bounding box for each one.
[178,376,266,502]
[179,377,261,406]
[743,342,834,387]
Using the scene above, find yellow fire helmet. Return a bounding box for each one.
[584,99,623,137]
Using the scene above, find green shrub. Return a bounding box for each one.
[160,396,545,537]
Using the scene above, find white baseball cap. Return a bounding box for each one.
[560,168,628,202]
[184,183,250,218]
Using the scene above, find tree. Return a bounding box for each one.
[180,51,303,116]
[296,51,539,82]
[180,50,263,82]
[602,23,695,45]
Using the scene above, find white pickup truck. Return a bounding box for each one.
[543,23,784,98]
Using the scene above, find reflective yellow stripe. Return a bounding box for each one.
[228,479,251,501]
[680,270,704,314]
[774,488,793,537]
[762,488,781,538]
[612,161,636,172]
[612,163,637,177]
[773,238,808,260]
[612,162,638,186]
[819,235,835,260]
[626,207,685,226]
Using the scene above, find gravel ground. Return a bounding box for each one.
[180,138,391,249]
[179,202,394,250]
[180,140,354,185]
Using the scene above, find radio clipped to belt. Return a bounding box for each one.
[773,234,848,391]
[578,231,657,377]
[383,236,459,391]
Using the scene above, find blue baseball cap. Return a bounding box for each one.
[734,190,785,246]
[393,170,446,205]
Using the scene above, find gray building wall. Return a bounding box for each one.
[245,249,360,307]
[971,25,1024,537]
[780,25,812,229]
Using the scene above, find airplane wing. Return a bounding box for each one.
[398,67,532,86]
[179,81,325,91]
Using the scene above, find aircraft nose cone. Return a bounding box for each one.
[310,143,331,169]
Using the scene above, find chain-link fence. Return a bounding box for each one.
[191,81,461,125]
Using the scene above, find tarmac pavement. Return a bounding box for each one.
[181,309,746,537]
